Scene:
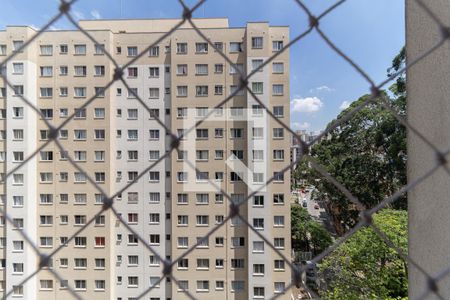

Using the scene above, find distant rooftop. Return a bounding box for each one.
[79,18,229,33]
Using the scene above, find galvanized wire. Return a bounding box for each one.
[0,0,447,299]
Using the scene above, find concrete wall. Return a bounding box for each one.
[407,0,450,297]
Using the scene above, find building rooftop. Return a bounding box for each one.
[78,18,230,33]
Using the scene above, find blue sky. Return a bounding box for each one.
[0,0,405,132]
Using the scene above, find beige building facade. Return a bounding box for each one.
[0,18,291,300]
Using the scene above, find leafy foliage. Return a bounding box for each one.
[294,48,407,232]
[320,210,408,300]
[291,205,332,256]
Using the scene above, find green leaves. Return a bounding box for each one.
[291,205,332,255]
[320,210,407,299]
[296,92,407,231]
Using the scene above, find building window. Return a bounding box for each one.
[274,193,285,204]
[176,43,188,54]
[196,215,209,226]
[40,237,53,247]
[252,82,263,94]
[149,193,160,203]
[196,129,208,139]
[94,280,105,291]
[128,67,138,77]
[273,40,284,51]
[59,44,68,54]
[230,63,244,74]
[94,129,105,140]
[74,44,86,55]
[13,85,24,96]
[274,172,284,182]
[214,63,223,73]
[149,171,160,182]
[231,258,245,268]
[274,282,286,294]
[254,287,265,298]
[149,234,160,245]
[0,45,6,55]
[149,46,159,57]
[253,195,264,207]
[215,238,224,247]
[149,255,160,266]
[196,85,208,97]
[94,44,105,55]
[273,128,284,138]
[12,285,23,296]
[273,106,284,117]
[40,45,53,55]
[252,37,263,49]
[178,280,189,291]
[177,86,188,97]
[13,62,24,74]
[231,237,245,248]
[74,65,87,76]
[40,66,53,77]
[195,42,208,53]
[149,88,159,98]
[273,84,284,95]
[253,241,264,253]
[149,213,160,224]
[273,62,284,73]
[214,42,223,51]
[253,264,265,275]
[149,129,160,140]
[127,46,138,57]
[13,40,24,52]
[177,237,188,248]
[177,172,188,182]
[177,107,187,118]
[149,67,159,77]
[196,280,209,292]
[253,218,264,230]
[195,64,208,75]
[231,281,244,292]
[12,106,24,118]
[74,280,86,290]
[95,237,106,247]
[176,64,188,76]
[59,87,68,97]
[149,277,160,288]
[94,65,105,76]
[274,259,285,271]
[59,65,68,75]
[274,237,285,249]
[74,87,86,97]
[230,42,243,52]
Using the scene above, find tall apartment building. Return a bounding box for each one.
[0,18,291,300]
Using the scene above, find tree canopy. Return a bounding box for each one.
[293,47,407,232]
[291,205,332,256]
[320,209,408,300]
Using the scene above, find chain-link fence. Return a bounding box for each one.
[0,0,448,299]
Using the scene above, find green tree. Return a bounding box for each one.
[320,209,407,300]
[295,48,407,232]
[291,205,332,256]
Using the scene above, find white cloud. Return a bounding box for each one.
[292,122,311,130]
[339,100,351,110]
[309,85,335,93]
[73,10,85,20]
[90,10,101,19]
[291,97,324,113]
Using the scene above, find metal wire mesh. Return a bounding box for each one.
[0,0,448,299]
